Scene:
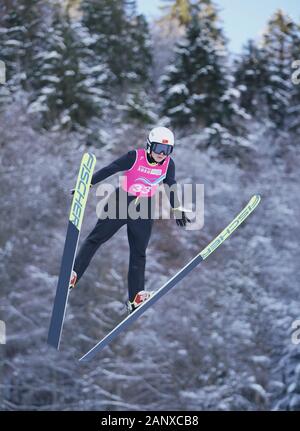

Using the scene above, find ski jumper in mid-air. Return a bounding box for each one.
[69,126,191,313]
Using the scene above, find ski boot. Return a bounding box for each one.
[69,270,77,290]
[126,290,153,314]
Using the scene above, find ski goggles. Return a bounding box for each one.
[150,142,173,156]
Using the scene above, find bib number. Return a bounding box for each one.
[130,183,152,196]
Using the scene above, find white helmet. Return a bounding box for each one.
[147,126,175,155]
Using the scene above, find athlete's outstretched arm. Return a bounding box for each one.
[91,150,136,185]
[163,158,181,209]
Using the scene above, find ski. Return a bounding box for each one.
[79,194,261,361]
[48,153,96,349]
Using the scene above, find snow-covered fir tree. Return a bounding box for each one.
[261,10,296,128]
[121,9,154,123]
[28,7,108,130]
[160,0,247,137]
[234,40,269,118]
[80,0,152,90]
[0,0,48,111]
[127,13,152,85]
[0,0,44,93]
[287,19,300,134]
[234,10,300,132]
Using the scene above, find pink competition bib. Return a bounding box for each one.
[121,149,170,197]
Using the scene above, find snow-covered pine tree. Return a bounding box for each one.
[0,0,44,93]
[261,10,295,128]
[122,7,154,123]
[288,19,300,134]
[81,0,124,88]
[234,40,269,118]
[127,13,152,86]
[28,6,108,130]
[81,0,151,91]
[160,0,247,136]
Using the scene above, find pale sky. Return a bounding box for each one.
[137,0,300,52]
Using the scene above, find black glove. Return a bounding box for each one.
[174,210,191,227]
